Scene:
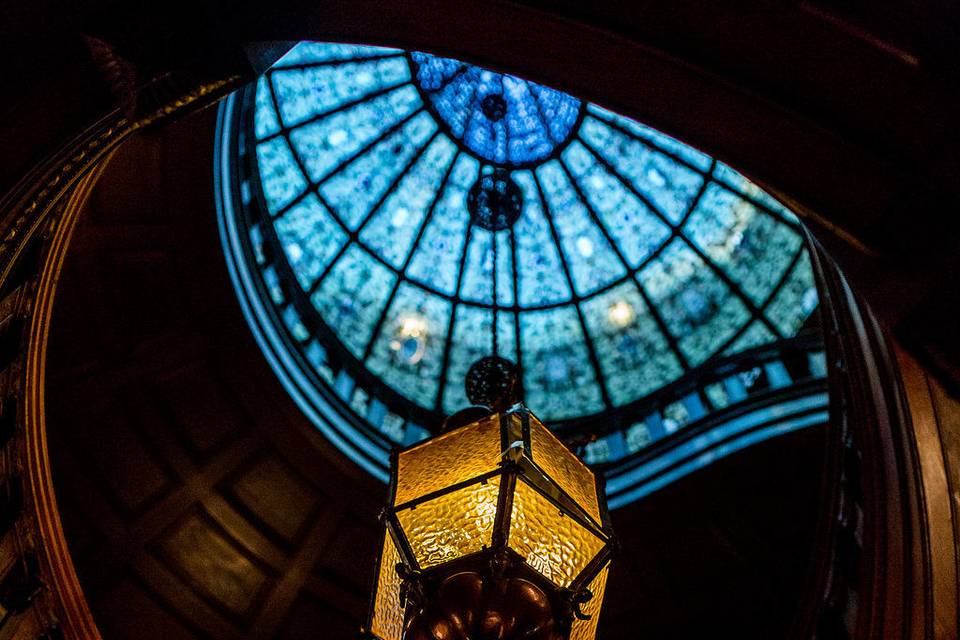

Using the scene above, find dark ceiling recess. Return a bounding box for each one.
[42,107,827,639]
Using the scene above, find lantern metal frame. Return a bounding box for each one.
[364,404,616,639]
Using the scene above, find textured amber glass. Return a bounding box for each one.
[397,476,501,568]
[568,563,609,640]
[395,414,501,505]
[508,477,606,587]
[527,413,602,524]
[370,531,404,640]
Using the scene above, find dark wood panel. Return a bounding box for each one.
[153,507,277,622]
[220,452,323,548]
[154,364,248,460]
[93,575,206,640]
[277,591,358,639]
[44,107,384,639]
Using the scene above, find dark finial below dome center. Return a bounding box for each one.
[465,355,521,412]
[480,93,508,121]
[467,169,523,231]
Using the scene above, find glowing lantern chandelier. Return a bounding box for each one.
[364,150,614,639]
[364,357,615,639]
[364,403,614,639]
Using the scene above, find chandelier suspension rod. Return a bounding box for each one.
[491,227,499,358]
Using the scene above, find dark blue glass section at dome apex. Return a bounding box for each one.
[410,52,582,166]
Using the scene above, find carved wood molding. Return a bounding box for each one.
[807,231,960,640]
[22,158,112,639]
[0,72,244,638]
[893,348,959,639]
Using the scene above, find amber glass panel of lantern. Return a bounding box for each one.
[527,413,602,524]
[370,531,404,640]
[508,477,606,588]
[395,414,501,506]
[568,564,610,640]
[396,476,501,568]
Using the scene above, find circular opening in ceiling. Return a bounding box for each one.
[215,41,824,490]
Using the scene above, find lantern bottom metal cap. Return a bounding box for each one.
[404,571,563,640]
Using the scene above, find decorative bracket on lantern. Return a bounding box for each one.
[364,405,615,640]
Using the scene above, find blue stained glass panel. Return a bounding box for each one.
[312,245,396,358]
[723,321,776,355]
[410,52,581,165]
[512,171,572,307]
[366,283,452,408]
[458,229,514,306]
[562,141,672,269]
[272,42,403,68]
[359,135,458,268]
[684,184,802,304]
[767,252,818,336]
[580,282,684,405]
[536,161,627,296]
[638,240,751,365]
[319,111,437,230]
[255,137,307,214]
[586,104,712,172]
[579,116,704,223]
[712,163,800,225]
[271,57,411,128]
[405,154,477,295]
[254,76,281,140]
[274,194,348,290]
[288,85,421,183]
[520,306,604,420]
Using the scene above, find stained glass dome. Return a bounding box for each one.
[216,41,820,481]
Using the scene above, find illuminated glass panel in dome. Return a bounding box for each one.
[218,40,820,483]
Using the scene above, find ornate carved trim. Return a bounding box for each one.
[0,71,245,638]
[21,160,111,638]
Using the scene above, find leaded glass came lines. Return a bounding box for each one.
[245,40,818,437]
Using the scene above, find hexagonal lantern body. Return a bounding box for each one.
[366,406,614,640]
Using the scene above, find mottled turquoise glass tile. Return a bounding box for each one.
[254,75,281,139]
[580,282,683,405]
[289,85,421,183]
[366,282,452,408]
[722,321,776,355]
[579,116,705,224]
[255,137,308,214]
[766,251,818,336]
[271,57,410,128]
[684,183,802,305]
[512,171,572,307]
[319,111,437,230]
[586,104,712,172]
[638,240,751,366]
[536,161,626,297]
[712,163,800,225]
[273,42,403,68]
[520,306,604,420]
[274,194,348,290]
[405,154,478,295]
[459,229,514,306]
[359,135,457,268]
[312,244,396,358]
[562,140,672,269]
